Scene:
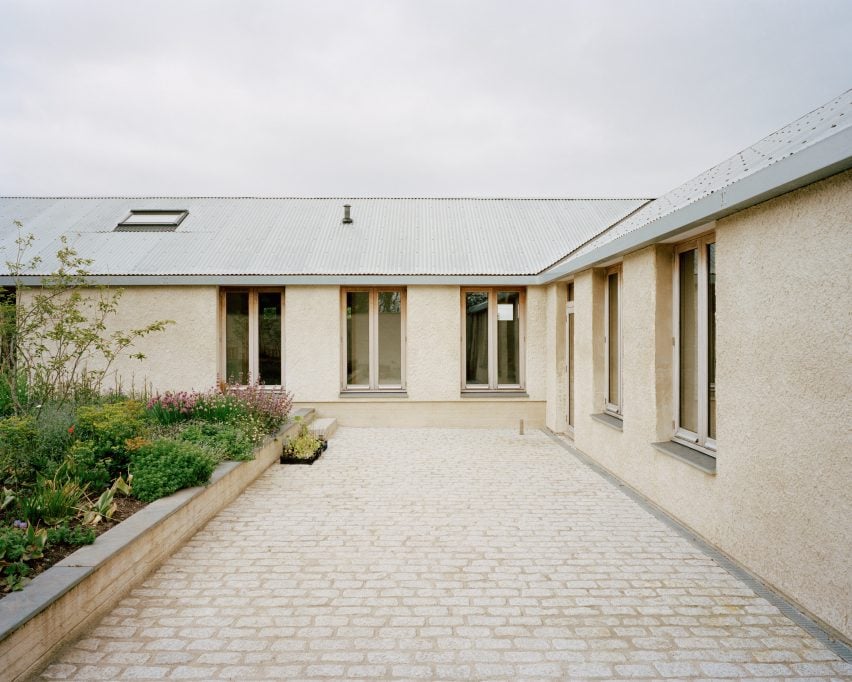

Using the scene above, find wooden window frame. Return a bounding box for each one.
[340,287,407,392]
[603,266,623,417]
[460,287,526,392]
[673,232,716,453]
[218,288,285,387]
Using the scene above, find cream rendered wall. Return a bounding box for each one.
[284,286,341,402]
[545,283,568,433]
[406,286,460,401]
[19,286,218,394]
[713,169,852,640]
[566,169,852,641]
[294,285,548,427]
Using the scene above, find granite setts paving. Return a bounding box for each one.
[39,427,851,681]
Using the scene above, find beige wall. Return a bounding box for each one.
[545,282,568,432]
[553,169,852,640]
[20,285,219,395]
[287,284,548,427]
[284,286,341,402]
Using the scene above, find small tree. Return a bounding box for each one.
[0,221,173,414]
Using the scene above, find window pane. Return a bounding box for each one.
[257,292,281,385]
[568,311,574,428]
[607,273,620,406]
[707,243,716,440]
[497,291,520,385]
[679,250,699,433]
[567,282,574,302]
[346,292,370,386]
[225,292,249,383]
[378,291,402,386]
[465,292,489,385]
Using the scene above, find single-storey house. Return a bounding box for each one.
[2,89,850,643]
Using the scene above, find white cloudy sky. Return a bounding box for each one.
[0,0,850,198]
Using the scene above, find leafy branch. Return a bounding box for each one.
[0,221,173,414]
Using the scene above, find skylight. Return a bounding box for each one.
[115,210,188,232]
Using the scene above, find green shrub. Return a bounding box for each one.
[74,401,146,477]
[46,523,96,547]
[0,523,47,591]
[130,439,215,502]
[0,415,39,486]
[0,371,31,418]
[17,476,85,526]
[177,421,254,462]
[64,441,111,491]
[31,403,76,475]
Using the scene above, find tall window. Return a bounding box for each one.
[222,289,284,385]
[566,282,575,433]
[604,266,622,416]
[674,234,716,451]
[462,288,524,390]
[343,289,405,391]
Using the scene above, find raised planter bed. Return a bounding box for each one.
[0,411,310,682]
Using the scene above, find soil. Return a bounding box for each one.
[20,496,148,584]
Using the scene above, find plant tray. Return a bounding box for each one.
[279,452,321,465]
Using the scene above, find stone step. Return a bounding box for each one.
[310,417,338,440]
[290,407,315,425]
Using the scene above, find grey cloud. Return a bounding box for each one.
[0,0,850,197]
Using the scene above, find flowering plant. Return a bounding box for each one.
[145,391,200,425]
[146,383,292,441]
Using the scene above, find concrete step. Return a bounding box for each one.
[310,417,338,440]
[290,407,316,425]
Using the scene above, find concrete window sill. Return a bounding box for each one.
[652,440,717,475]
[460,391,529,399]
[339,391,408,398]
[591,412,623,431]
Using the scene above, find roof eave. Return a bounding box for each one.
[0,274,541,286]
[540,125,852,283]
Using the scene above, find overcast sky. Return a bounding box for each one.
[0,0,850,198]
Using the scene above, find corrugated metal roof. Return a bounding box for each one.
[552,89,852,267]
[0,197,648,277]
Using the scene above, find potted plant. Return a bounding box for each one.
[280,418,324,464]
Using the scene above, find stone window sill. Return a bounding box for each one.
[460,391,529,398]
[339,391,408,398]
[591,412,623,431]
[652,440,717,475]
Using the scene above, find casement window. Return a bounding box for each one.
[604,266,622,417]
[221,289,284,386]
[566,282,575,433]
[462,288,525,391]
[674,234,716,451]
[342,288,405,391]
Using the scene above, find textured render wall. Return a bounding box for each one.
[569,170,852,641]
[406,286,460,401]
[284,286,341,402]
[713,169,852,639]
[20,286,218,394]
[545,283,568,433]
[295,285,547,427]
[525,286,548,402]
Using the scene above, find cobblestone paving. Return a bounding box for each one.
[40,428,850,681]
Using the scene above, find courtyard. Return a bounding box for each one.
[37,427,850,680]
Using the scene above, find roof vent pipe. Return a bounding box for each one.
[342,204,353,224]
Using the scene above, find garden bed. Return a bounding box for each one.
[21,496,147,584]
[0,412,308,682]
